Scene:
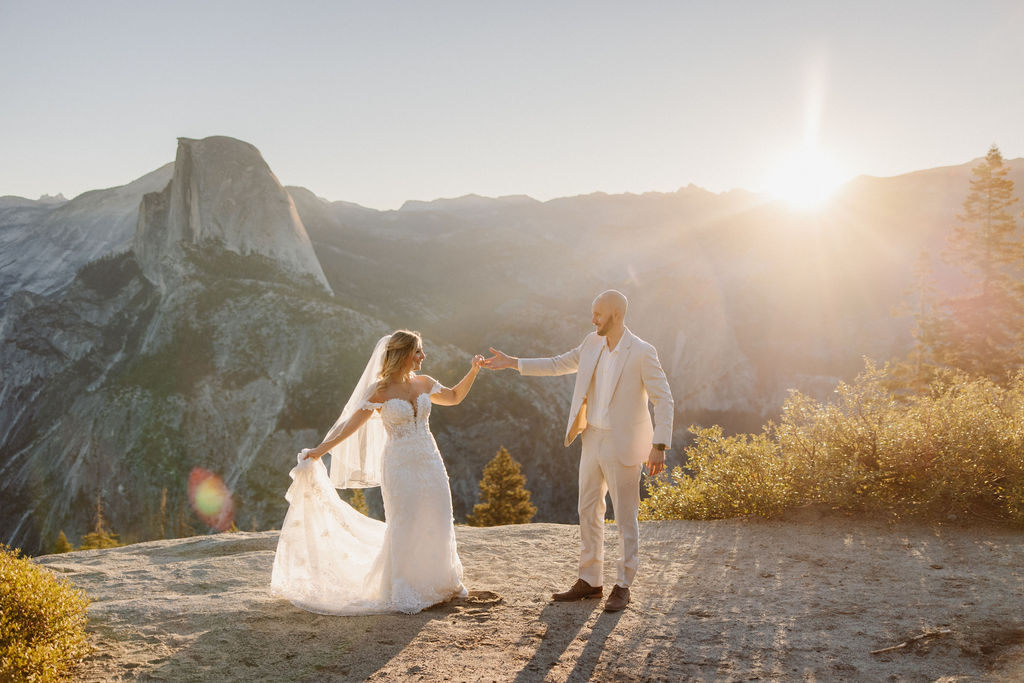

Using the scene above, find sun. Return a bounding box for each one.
[767,147,846,210]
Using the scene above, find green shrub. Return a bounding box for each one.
[641,362,1024,524]
[641,426,793,520]
[0,544,91,681]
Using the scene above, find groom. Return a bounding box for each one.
[483,290,673,612]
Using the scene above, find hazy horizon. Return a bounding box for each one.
[5,143,1023,211]
[2,1,1023,210]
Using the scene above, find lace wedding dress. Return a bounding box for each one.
[271,381,467,614]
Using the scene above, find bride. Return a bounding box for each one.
[271,330,485,614]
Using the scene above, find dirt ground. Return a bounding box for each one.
[37,513,1024,681]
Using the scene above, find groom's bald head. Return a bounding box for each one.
[594,290,628,318]
[592,290,628,337]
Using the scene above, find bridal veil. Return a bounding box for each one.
[326,334,390,488]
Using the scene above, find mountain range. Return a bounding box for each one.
[2,135,1021,554]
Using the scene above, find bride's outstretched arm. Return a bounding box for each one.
[430,355,485,406]
[305,408,375,459]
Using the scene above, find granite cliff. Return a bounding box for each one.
[133,137,329,292]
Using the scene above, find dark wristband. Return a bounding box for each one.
[653,443,667,451]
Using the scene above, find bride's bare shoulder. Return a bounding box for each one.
[412,374,437,390]
[367,384,388,405]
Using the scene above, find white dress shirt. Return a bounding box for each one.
[586,340,620,430]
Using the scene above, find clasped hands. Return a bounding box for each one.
[479,347,515,370]
[471,348,514,371]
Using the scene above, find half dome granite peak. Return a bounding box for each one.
[133,135,331,292]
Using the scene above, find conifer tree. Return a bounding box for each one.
[466,447,537,526]
[79,496,123,550]
[346,489,370,516]
[940,145,1023,376]
[903,145,1023,381]
[948,145,1020,293]
[53,530,73,554]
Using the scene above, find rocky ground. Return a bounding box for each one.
[37,513,1024,681]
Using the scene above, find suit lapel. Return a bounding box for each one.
[577,336,603,392]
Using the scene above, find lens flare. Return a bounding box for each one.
[187,467,235,531]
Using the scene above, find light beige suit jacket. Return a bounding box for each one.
[519,328,674,466]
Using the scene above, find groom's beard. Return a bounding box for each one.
[595,323,609,336]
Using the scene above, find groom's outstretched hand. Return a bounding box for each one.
[481,347,517,370]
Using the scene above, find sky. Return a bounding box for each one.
[1,1,1023,210]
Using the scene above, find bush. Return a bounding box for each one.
[0,544,91,681]
[641,362,1024,524]
[641,426,793,520]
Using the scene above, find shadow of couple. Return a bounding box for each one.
[512,598,625,682]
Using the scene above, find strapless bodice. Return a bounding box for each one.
[377,391,435,442]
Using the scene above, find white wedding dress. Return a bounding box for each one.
[271,381,467,614]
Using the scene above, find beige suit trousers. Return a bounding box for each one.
[577,426,642,588]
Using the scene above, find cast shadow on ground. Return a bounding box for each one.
[622,519,1024,680]
[144,599,441,681]
[512,597,618,682]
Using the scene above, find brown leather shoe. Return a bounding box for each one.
[552,578,602,601]
[603,585,630,612]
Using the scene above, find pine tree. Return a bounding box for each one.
[948,145,1020,293]
[345,489,370,516]
[79,496,123,550]
[939,145,1023,376]
[53,531,73,554]
[904,145,1024,380]
[466,447,537,526]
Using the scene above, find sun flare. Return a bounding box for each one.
[767,148,846,210]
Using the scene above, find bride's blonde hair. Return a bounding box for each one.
[377,330,422,388]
